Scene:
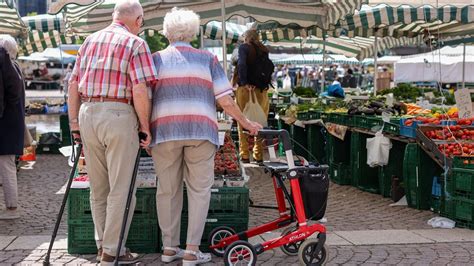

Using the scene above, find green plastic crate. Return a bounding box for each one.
[353,115,370,129]
[441,197,474,229]
[182,187,249,220]
[453,157,474,169]
[403,144,442,210]
[329,162,352,185]
[180,217,248,252]
[68,188,157,221]
[326,132,351,164]
[36,143,61,154]
[60,114,71,146]
[378,142,407,198]
[307,125,327,164]
[446,168,474,199]
[291,124,309,158]
[383,118,401,135]
[350,132,379,194]
[68,218,160,254]
[366,117,384,131]
[297,112,310,121]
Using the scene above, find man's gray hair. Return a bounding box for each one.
[0,35,18,59]
[114,0,142,19]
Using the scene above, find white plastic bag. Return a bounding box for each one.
[282,75,292,92]
[427,217,456,229]
[366,131,392,167]
[243,90,268,127]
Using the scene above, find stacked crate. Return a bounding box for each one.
[378,141,407,198]
[327,132,352,185]
[67,188,159,254]
[180,187,249,251]
[442,159,474,229]
[350,132,379,194]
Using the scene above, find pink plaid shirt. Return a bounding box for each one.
[70,22,158,100]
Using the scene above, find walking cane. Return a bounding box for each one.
[114,132,147,266]
[44,131,83,266]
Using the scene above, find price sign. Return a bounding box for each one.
[454,89,473,118]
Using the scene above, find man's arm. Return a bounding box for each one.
[217,95,262,135]
[132,82,151,147]
[67,80,81,140]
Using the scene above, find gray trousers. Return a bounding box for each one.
[0,155,18,208]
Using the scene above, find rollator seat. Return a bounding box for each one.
[263,161,289,172]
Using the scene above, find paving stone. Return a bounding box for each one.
[336,229,435,245]
[6,235,67,250]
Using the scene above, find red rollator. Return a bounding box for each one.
[209,129,329,265]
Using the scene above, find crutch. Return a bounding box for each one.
[44,131,83,266]
[114,132,147,265]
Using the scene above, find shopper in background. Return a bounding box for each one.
[150,8,262,265]
[67,0,158,264]
[234,29,271,163]
[0,35,24,220]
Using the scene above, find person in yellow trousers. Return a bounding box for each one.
[234,30,272,163]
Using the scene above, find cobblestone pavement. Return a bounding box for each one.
[0,155,472,265]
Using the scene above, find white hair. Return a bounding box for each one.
[0,35,18,59]
[163,7,200,43]
[113,0,142,19]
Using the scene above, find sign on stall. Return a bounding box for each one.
[454,89,473,118]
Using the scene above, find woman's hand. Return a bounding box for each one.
[243,119,263,136]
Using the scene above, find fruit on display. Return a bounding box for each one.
[404,117,473,126]
[347,100,406,116]
[215,133,240,175]
[437,143,474,157]
[425,126,474,141]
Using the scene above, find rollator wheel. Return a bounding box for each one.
[298,239,328,266]
[209,226,236,257]
[224,240,257,266]
[280,226,303,256]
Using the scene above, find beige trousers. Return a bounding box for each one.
[151,140,215,247]
[78,102,139,256]
[0,155,17,208]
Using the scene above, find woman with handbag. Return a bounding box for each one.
[0,35,25,220]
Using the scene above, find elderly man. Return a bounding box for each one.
[0,35,24,220]
[67,0,158,264]
[150,8,262,265]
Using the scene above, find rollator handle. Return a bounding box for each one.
[257,129,292,152]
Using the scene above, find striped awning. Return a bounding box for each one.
[48,0,365,36]
[272,53,360,65]
[203,21,248,43]
[0,0,27,36]
[22,14,65,33]
[19,30,79,56]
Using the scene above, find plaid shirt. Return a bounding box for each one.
[70,22,158,99]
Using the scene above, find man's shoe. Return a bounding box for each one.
[101,249,138,265]
[182,250,212,266]
[161,247,185,263]
[96,247,103,262]
[0,209,19,220]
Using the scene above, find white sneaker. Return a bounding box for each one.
[0,209,19,220]
[182,250,212,266]
[161,247,185,263]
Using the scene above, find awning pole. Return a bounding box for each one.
[221,0,227,72]
[200,26,205,49]
[321,33,327,92]
[462,43,466,89]
[373,33,379,96]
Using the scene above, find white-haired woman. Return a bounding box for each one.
[150,7,261,265]
[0,35,24,220]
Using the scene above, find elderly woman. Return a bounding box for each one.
[150,8,262,265]
[0,35,24,220]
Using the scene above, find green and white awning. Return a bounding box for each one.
[0,0,27,36]
[22,14,65,33]
[272,53,360,65]
[48,0,365,36]
[203,21,248,44]
[19,30,79,56]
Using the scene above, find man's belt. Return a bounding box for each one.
[81,96,132,105]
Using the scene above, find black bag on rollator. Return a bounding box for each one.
[298,165,329,221]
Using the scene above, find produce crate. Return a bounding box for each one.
[182,187,249,220]
[307,124,327,164]
[326,131,351,164]
[297,111,309,121]
[291,124,309,158]
[383,118,401,135]
[353,115,369,129]
[350,132,379,194]
[441,197,474,229]
[399,119,419,138]
[366,117,384,131]
[446,168,474,200]
[309,110,321,120]
[403,144,443,210]
[68,218,159,254]
[378,141,407,198]
[326,113,347,125]
[68,188,157,221]
[416,125,452,167]
[60,114,71,146]
[453,156,474,169]
[180,217,248,252]
[329,162,352,185]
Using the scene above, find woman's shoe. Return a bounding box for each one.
[0,209,19,220]
[182,250,212,265]
[161,247,184,263]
